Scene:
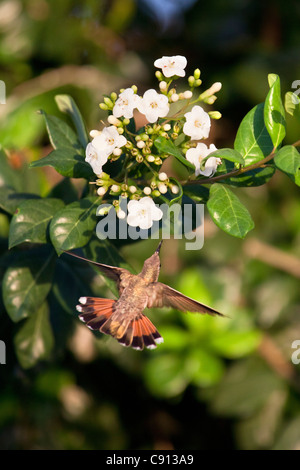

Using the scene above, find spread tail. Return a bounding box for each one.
[76,297,163,350]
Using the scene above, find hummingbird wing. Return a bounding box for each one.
[63,250,132,294]
[147,282,224,317]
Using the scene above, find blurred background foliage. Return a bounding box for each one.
[0,0,300,450]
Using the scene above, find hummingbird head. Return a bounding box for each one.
[140,241,162,282]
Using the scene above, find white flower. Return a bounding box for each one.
[127,197,163,230]
[154,55,187,78]
[92,126,127,157]
[85,142,108,175]
[113,88,140,119]
[186,143,221,177]
[85,126,127,175]
[183,105,211,140]
[137,89,169,124]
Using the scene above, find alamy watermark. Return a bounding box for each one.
[0,340,6,364]
[0,80,6,104]
[96,200,205,250]
[291,340,300,365]
[291,80,300,105]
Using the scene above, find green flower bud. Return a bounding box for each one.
[99,103,108,110]
[110,92,117,101]
[103,97,114,108]
[194,68,201,80]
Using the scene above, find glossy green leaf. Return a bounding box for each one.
[50,196,101,253]
[0,185,40,215]
[14,301,54,369]
[154,136,195,169]
[30,148,94,179]
[40,110,81,150]
[183,185,209,203]
[225,166,275,187]
[207,183,255,238]
[234,103,274,165]
[9,198,65,248]
[2,247,56,322]
[285,91,300,121]
[47,178,78,204]
[264,74,286,149]
[55,94,89,148]
[274,145,300,186]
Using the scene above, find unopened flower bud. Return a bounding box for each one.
[163,123,171,131]
[183,90,193,99]
[158,183,168,194]
[171,93,179,102]
[108,115,121,126]
[110,92,117,101]
[155,71,164,81]
[111,184,120,193]
[137,140,145,149]
[90,129,101,138]
[194,68,201,80]
[103,97,114,108]
[151,190,161,197]
[208,111,222,120]
[159,81,168,92]
[97,187,107,196]
[99,103,108,110]
[143,186,152,195]
[171,185,179,195]
[113,148,122,157]
[188,76,195,87]
[131,85,138,93]
[158,172,168,181]
[147,155,155,162]
[117,209,126,219]
[129,185,137,194]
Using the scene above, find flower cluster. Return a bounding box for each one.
[85,55,222,229]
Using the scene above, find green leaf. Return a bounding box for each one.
[186,348,225,386]
[0,185,40,215]
[14,301,54,369]
[0,148,23,190]
[274,145,300,186]
[225,166,275,187]
[154,136,195,169]
[210,330,262,358]
[47,178,78,204]
[183,185,209,203]
[55,95,89,148]
[144,354,187,398]
[40,110,81,151]
[9,198,65,248]
[2,247,56,322]
[206,358,285,417]
[83,236,135,296]
[234,103,274,165]
[207,183,255,238]
[206,148,245,166]
[50,196,101,253]
[264,74,286,149]
[285,91,300,121]
[30,148,94,179]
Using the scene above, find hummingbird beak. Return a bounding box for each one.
[155,241,163,254]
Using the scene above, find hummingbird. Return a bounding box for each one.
[65,242,223,351]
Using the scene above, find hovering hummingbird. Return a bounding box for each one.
[65,242,223,351]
